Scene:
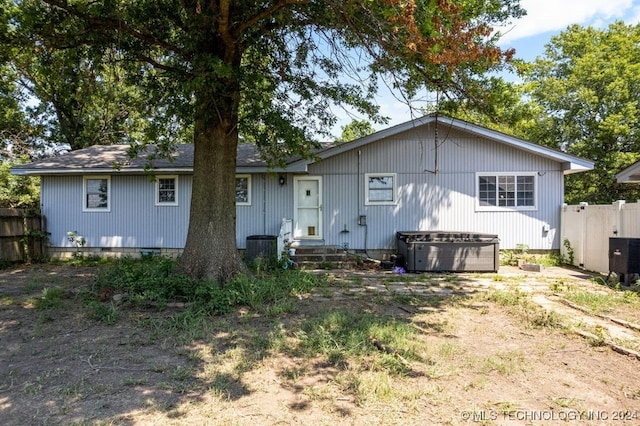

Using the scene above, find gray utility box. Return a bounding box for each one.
[397,231,499,272]
[609,237,640,284]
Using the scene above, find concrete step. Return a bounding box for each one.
[287,245,348,267]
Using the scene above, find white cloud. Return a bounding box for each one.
[497,0,636,43]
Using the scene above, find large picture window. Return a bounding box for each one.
[236,175,251,205]
[477,173,536,211]
[83,176,110,211]
[156,176,178,206]
[365,173,397,205]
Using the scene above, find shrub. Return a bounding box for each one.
[92,256,323,316]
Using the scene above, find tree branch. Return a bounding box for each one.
[236,0,309,38]
[41,0,184,55]
[136,55,189,76]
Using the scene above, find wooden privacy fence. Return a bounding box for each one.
[0,208,46,262]
[560,201,640,274]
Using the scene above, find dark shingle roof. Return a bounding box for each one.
[10,143,305,175]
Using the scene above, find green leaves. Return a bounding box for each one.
[0,160,39,208]
[520,22,640,203]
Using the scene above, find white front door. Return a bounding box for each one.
[293,176,322,240]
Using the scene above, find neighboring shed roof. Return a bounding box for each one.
[11,114,594,176]
[615,160,640,183]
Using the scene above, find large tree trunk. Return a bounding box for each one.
[178,87,247,282]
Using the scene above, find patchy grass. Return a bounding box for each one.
[564,288,640,314]
[481,287,563,329]
[3,263,640,425]
[550,280,640,324]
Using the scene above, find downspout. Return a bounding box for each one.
[357,150,370,257]
[262,174,267,234]
[357,150,361,222]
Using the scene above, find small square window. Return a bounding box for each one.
[83,176,110,211]
[156,176,178,206]
[365,173,397,205]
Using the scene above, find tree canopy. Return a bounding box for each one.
[5,0,525,282]
[0,159,40,209]
[1,0,180,156]
[518,22,640,204]
[336,119,376,142]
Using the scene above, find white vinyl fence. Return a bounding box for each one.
[560,201,640,273]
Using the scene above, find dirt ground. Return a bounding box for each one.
[2,263,640,425]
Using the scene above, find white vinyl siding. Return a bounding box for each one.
[83,176,110,212]
[365,173,397,205]
[476,172,537,211]
[156,176,178,206]
[236,175,251,205]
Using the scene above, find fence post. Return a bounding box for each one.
[613,200,626,237]
[578,202,589,268]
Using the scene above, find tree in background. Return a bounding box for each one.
[1,0,176,156]
[10,0,524,282]
[336,119,376,142]
[517,22,640,204]
[0,160,39,209]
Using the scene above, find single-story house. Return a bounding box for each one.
[11,114,594,259]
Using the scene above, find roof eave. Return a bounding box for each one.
[562,162,594,175]
[10,167,193,176]
[13,165,309,176]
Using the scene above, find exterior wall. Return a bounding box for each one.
[42,173,291,251]
[42,175,191,250]
[41,123,568,253]
[309,124,565,250]
[236,174,293,246]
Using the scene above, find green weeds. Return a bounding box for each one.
[87,256,324,324]
[557,284,640,316]
[295,309,418,374]
[482,288,562,329]
[32,287,66,310]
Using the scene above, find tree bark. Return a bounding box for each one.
[178,85,247,283]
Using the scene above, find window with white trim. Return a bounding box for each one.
[236,175,251,205]
[83,176,110,211]
[365,173,397,205]
[156,176,178,206]
[477,173,537,210]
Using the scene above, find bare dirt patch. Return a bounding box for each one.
[1,263,640,425]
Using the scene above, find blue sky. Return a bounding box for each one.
[331,0,640,137]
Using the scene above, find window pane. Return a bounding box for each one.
[368,176,394,202]
[517,175,534,206]
[158,178,176,203]
[479,176,496,206]
[236,177,248,203]
[86,178,108,208]
[369,176,393,189]
[498,176,515,207]
[369,189,394,201]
